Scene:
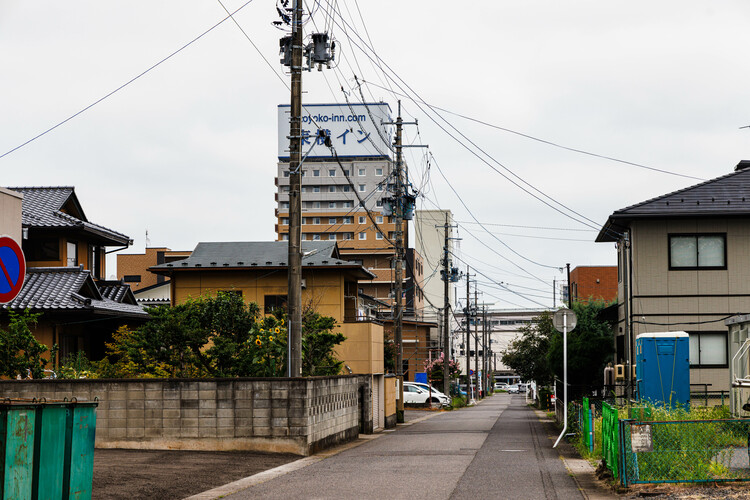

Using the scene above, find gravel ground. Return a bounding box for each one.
[624,484,750,499]
[93,449,298,499]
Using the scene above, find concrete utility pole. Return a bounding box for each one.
[622,232,632,402]
[474,287,479,398]
[393,102,405,421]
[286,0,304,377]
[483,306,489,392]
[566,263,571,309]
[442,213,451,396]
[465,265,471,405]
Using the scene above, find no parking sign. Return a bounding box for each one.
[0,236,25,304]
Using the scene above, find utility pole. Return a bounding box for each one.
[474,286,479,398]
[442,214,451,396]
[483,306,489,393]
[286,0,304,377]
[553,278,556,308]
[465,265,471,404]
[393,102,405,421]
[622,232,632,402]
[566,263,571,309]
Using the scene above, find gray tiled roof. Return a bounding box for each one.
[98,281,138,305]
[597,166,750,241]
[2,267,148,318]
[7,187,130,245]
[151,241,375,279]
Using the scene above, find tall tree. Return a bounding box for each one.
[501,311,555,385]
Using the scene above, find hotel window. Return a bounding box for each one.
[343,233,353,240]
[358,184,366,192]
[329,202,336,208]
[314,202,321,208]
[313,234,321,241]
[343,185,350,192]
[281,202,289,209]
[375,167,383,176]
[343,169,350,176]
[376,216,383,224]
[689,332,728,367]
[358,216,366,224]
[301,218,307,225]
[328,186,336,193]
[281,218,289,225]
[358,168,366,176]
[376,232,383,240]
[669,234,726,269]
[343,217,352,224]
[359,232,367,240]
[313,169,320,177]
[313,186,320,193]
[329,233,337,240]
[301,187,306,193]
[329,217,337,224]
[329,169,336,176]
[313,217,321,224]
[344,201,353,208]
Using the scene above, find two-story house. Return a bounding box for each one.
[597,161,750,392]
[1,187,148,362]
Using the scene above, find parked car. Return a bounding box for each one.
[406,382,449,401]
[494,382,509,391]
[507,384,520,394]
[402,384,450,405]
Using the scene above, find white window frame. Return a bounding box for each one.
[359,184,366,192]
[358,216,366,224]
[358,232,367,240]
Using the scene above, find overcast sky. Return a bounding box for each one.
[2,1,750,309]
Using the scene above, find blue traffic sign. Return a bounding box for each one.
[469,369,474,376]
[0,236,25,304]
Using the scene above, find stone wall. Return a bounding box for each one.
[0,375,371,456]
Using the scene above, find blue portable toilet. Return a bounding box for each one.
[635,332,690,408]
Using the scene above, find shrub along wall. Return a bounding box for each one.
[0,375,371,456]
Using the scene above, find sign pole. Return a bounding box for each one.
[553,308,577,449]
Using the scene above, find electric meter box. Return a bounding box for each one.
[635,332,690,408]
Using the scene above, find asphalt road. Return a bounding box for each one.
[219,393,585,500]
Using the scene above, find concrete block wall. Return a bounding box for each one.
[0,375,369,456]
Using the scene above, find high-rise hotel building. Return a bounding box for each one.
[275,103,423,313]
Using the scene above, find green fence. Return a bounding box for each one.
[620,418,750,486]
[601,402,619,479]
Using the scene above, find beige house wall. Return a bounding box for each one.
[621,217,750,392]
[0,188,22,243]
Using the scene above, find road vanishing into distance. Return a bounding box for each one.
[216,393,590,500]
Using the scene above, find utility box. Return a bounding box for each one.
[635,332,690,408]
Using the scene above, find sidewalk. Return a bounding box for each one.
[190,394,613,500]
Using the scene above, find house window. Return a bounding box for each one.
[123,275,141,283]
[358,216,366,224]
[359,232,367,240]
[264,295,288,313]
[358,184,366,192]
[66,241,78,267]
[329,169,336,176]
[23,236,59,261]
[689,332,727,367]
[376,167,383,176]
[669,234,726,269]
[329,217,337,224]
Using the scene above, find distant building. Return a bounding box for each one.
[569,266,617,304]
[117,247,190,291]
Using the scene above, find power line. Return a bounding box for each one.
[0,0,257,161]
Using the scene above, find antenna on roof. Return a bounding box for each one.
[145,229,151,249]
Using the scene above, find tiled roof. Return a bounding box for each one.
[6,187,130,245]
[2,267,148,318]
[97,280,138,305]
[150,241,375,279]
[597,166,750,241]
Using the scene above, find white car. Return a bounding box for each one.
[507,384,520,394]
[494,382,509,391]
[402,383,450,405]
[407,382,449,400]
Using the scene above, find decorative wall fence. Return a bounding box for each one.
[0,375,372,456]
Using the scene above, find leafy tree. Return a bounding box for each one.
[301,310,346,376]
[547,300,614,387]
[501,311,555,385]
[0,310,52,379]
